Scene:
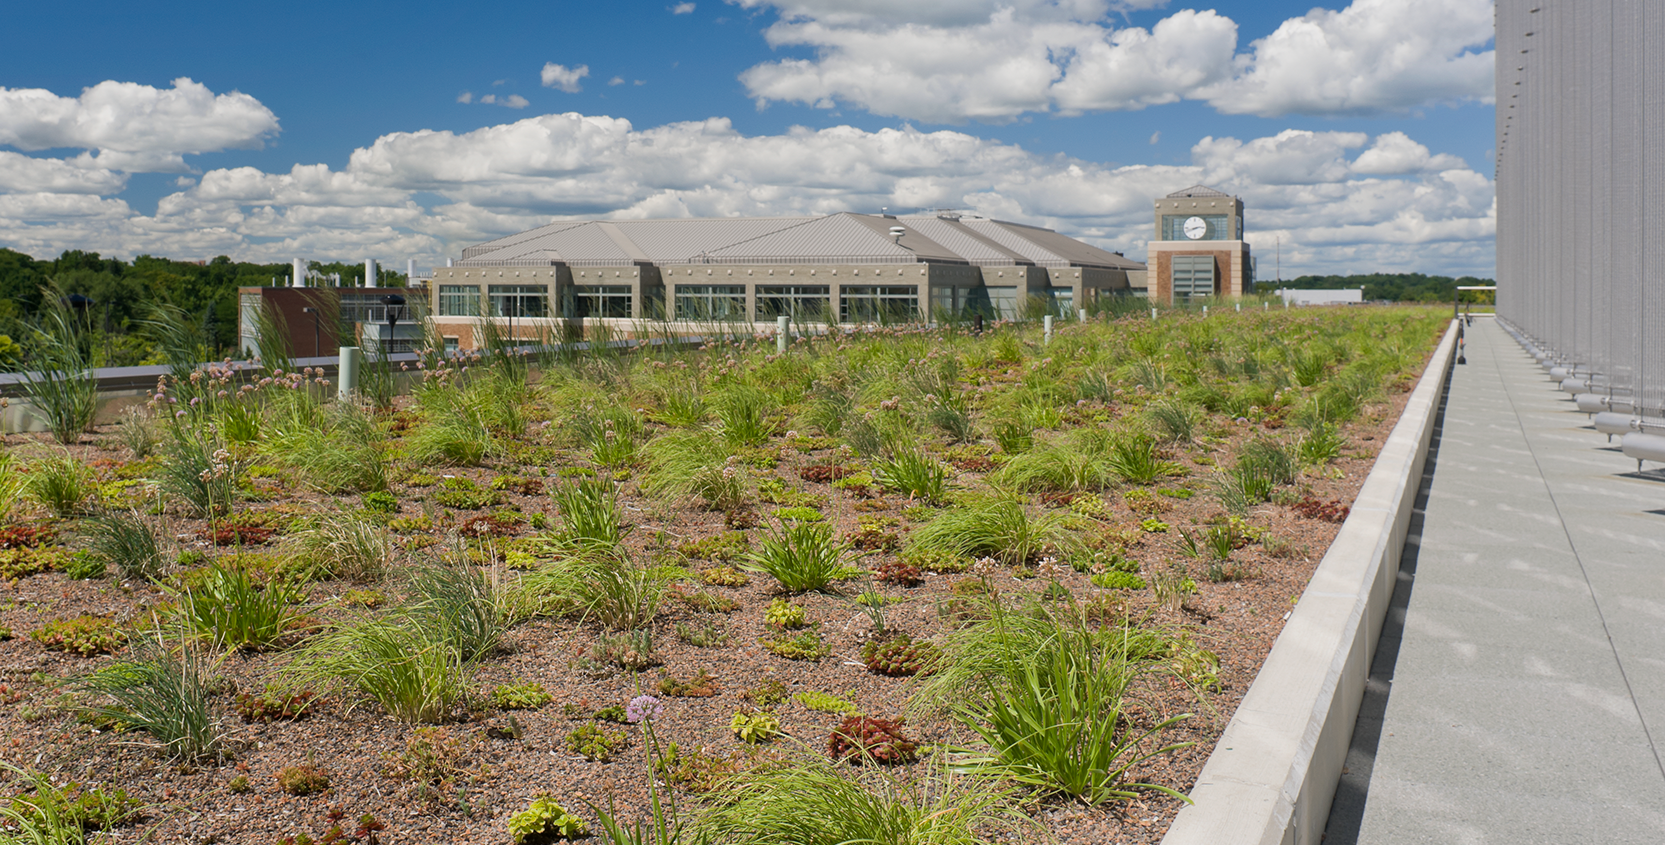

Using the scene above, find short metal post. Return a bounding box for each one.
[1202,305,1208,317]
[337,346,361,399]
[1043,315,1053,344]
[1236,302,1241,312]
[1150,308,1158,320]
[1078,308,1087,322]
[776,315,789,352]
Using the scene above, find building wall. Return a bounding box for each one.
[1147,242,1252,304]
[238,287,425,360]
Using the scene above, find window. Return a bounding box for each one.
[674,285,746,320]
[1045,287,1074,316]
[1161,214,1230,241]
[489,284,547,318]
[927,285,994,321]
[443,336,460,354]
[840,286,918,324]
[1170,255,1216,300]
[756,285,830,322]
[571,285,632,318]
[438,285,481,317]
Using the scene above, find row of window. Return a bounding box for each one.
[438,283,1083,321]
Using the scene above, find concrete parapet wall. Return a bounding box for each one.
[1161,319,1459,845]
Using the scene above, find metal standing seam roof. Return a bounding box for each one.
[701,213,963,265]
[459,220,588,260]
[606,217,815,263]
[979,220,1144,270]
[452,212,1144,270]
[899,215,1033,266]
[460,221,639,267]
[1165,185,1233,198]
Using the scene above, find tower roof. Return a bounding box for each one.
[1165,185,1233,199]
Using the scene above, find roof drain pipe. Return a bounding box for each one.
[1621,420,1665,470]
[1576,393,1635,415]
[1593,411,1636,442]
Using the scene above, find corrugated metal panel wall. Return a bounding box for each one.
[1498,0,1665,422]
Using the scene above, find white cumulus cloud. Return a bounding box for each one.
[672,2,696,13]
[540,63,591,93]
[731,0,1493,122]
[0,109,1494,278]
[0,78,278,171]
[1201,0,1494,116]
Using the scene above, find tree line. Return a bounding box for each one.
[1254,272,1497,303]
[0,249,405,371]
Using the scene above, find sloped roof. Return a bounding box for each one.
[1165,185,1232,198]
[703,213,963,265]
[895,215,1030,265]
[453,212,1141,270]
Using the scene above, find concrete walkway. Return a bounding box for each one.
[1326,317,1665,843]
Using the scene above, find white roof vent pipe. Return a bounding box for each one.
[292,258,305,288]
[365,258,377,288]
[407,258,415,283]
[889,226,906,244]
[1621,431,1665,469]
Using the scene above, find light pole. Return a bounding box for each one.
[380,294,406,357]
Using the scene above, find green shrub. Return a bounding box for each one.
[743,520,853,593]
[519,550,685,631]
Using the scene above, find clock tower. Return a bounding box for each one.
[1146,185,1253,304]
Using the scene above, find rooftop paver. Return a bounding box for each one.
[1328,317,1665,843]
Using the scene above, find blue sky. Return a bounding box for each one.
[0,0,1497,277]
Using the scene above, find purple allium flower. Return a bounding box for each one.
[626,695,663,724]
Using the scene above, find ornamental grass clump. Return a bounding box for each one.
[872,448,951,503]
[79,510,168,581]
[695,755,1031,845]
[550,476,628,549]
[905,498,1082,566]
[168,561,303,650]
[71,628,224,760]
[288,615,473,724]
[922,601,1192,804]
[743,520,853,593]
[24,449,97,518]
[283,510,393,582]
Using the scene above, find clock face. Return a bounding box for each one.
[1183,216,1208,240]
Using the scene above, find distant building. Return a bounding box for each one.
[1274,288,1364,307]
[426,212,1144,348]
[238,287,425,359]
[1146,185,1254,303]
